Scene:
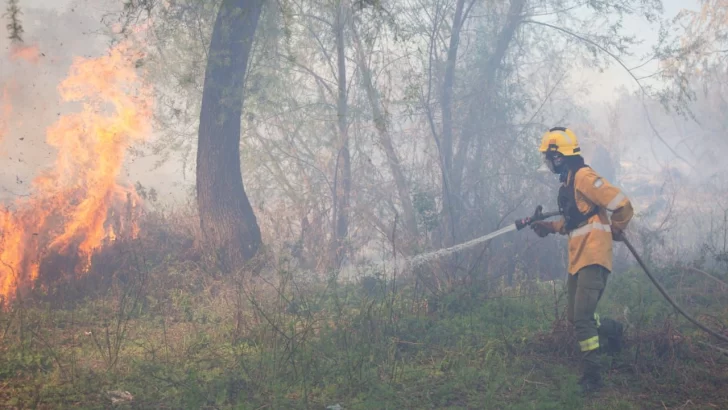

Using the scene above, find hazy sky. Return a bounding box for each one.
[581,0,700,104]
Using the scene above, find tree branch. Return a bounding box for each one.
[522,19,696,171]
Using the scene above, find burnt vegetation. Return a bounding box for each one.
[4,0,23,42]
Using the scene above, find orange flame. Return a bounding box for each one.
[9,44,41,64]
[0,41,152,303]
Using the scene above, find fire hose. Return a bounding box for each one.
[621,235,728,344]
[517,206,728,345]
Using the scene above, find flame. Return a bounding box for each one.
[9,44,41,64]
[0,40,152,303]
[108,225,117,242]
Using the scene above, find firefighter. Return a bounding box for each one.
[530,127,633,393]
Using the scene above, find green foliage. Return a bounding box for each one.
[0,344,54,379]
[413,190,439,233]
[0,258,726,408]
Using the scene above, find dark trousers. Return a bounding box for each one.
[567,265,609,354]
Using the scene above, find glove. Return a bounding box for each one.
[611,227,624,242]
[531,221,555,238]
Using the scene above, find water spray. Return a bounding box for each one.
[405,205,728,345]
[404,206,559,270]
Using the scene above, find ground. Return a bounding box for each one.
[0,259,726,409]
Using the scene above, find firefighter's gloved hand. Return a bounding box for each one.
[531,221,555,238]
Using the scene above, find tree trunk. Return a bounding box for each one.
[331,0,351,268]
[350,21,419,243]
[452,0,525,198]
[196,0,263,270]
[439,0,466,245]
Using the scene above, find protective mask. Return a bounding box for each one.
[542,153,566,174]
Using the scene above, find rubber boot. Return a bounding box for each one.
[578,349,603,394]
[598,317,625,355]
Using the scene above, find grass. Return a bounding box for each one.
[0,254,726,409]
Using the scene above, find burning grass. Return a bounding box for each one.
[0,40,152,304]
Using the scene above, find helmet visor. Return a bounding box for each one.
[542,153,556,173]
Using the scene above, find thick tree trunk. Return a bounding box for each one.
[331,0,351,268]
[350,22,419,242]
[196,0,263,270]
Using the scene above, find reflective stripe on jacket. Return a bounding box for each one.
[549,167,634,274]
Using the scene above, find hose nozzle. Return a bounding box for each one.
[515,205,560,230]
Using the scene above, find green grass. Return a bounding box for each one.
[0,265,726,409]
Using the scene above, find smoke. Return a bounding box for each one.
[0,4,102,197]
[0,1,187,204]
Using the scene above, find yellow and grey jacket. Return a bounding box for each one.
[546,167,634,274]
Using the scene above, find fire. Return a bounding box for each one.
[108,225,117,243]
[0,41,152,303]
[9,44,40,64]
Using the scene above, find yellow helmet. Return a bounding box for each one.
[538,127,581,157]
